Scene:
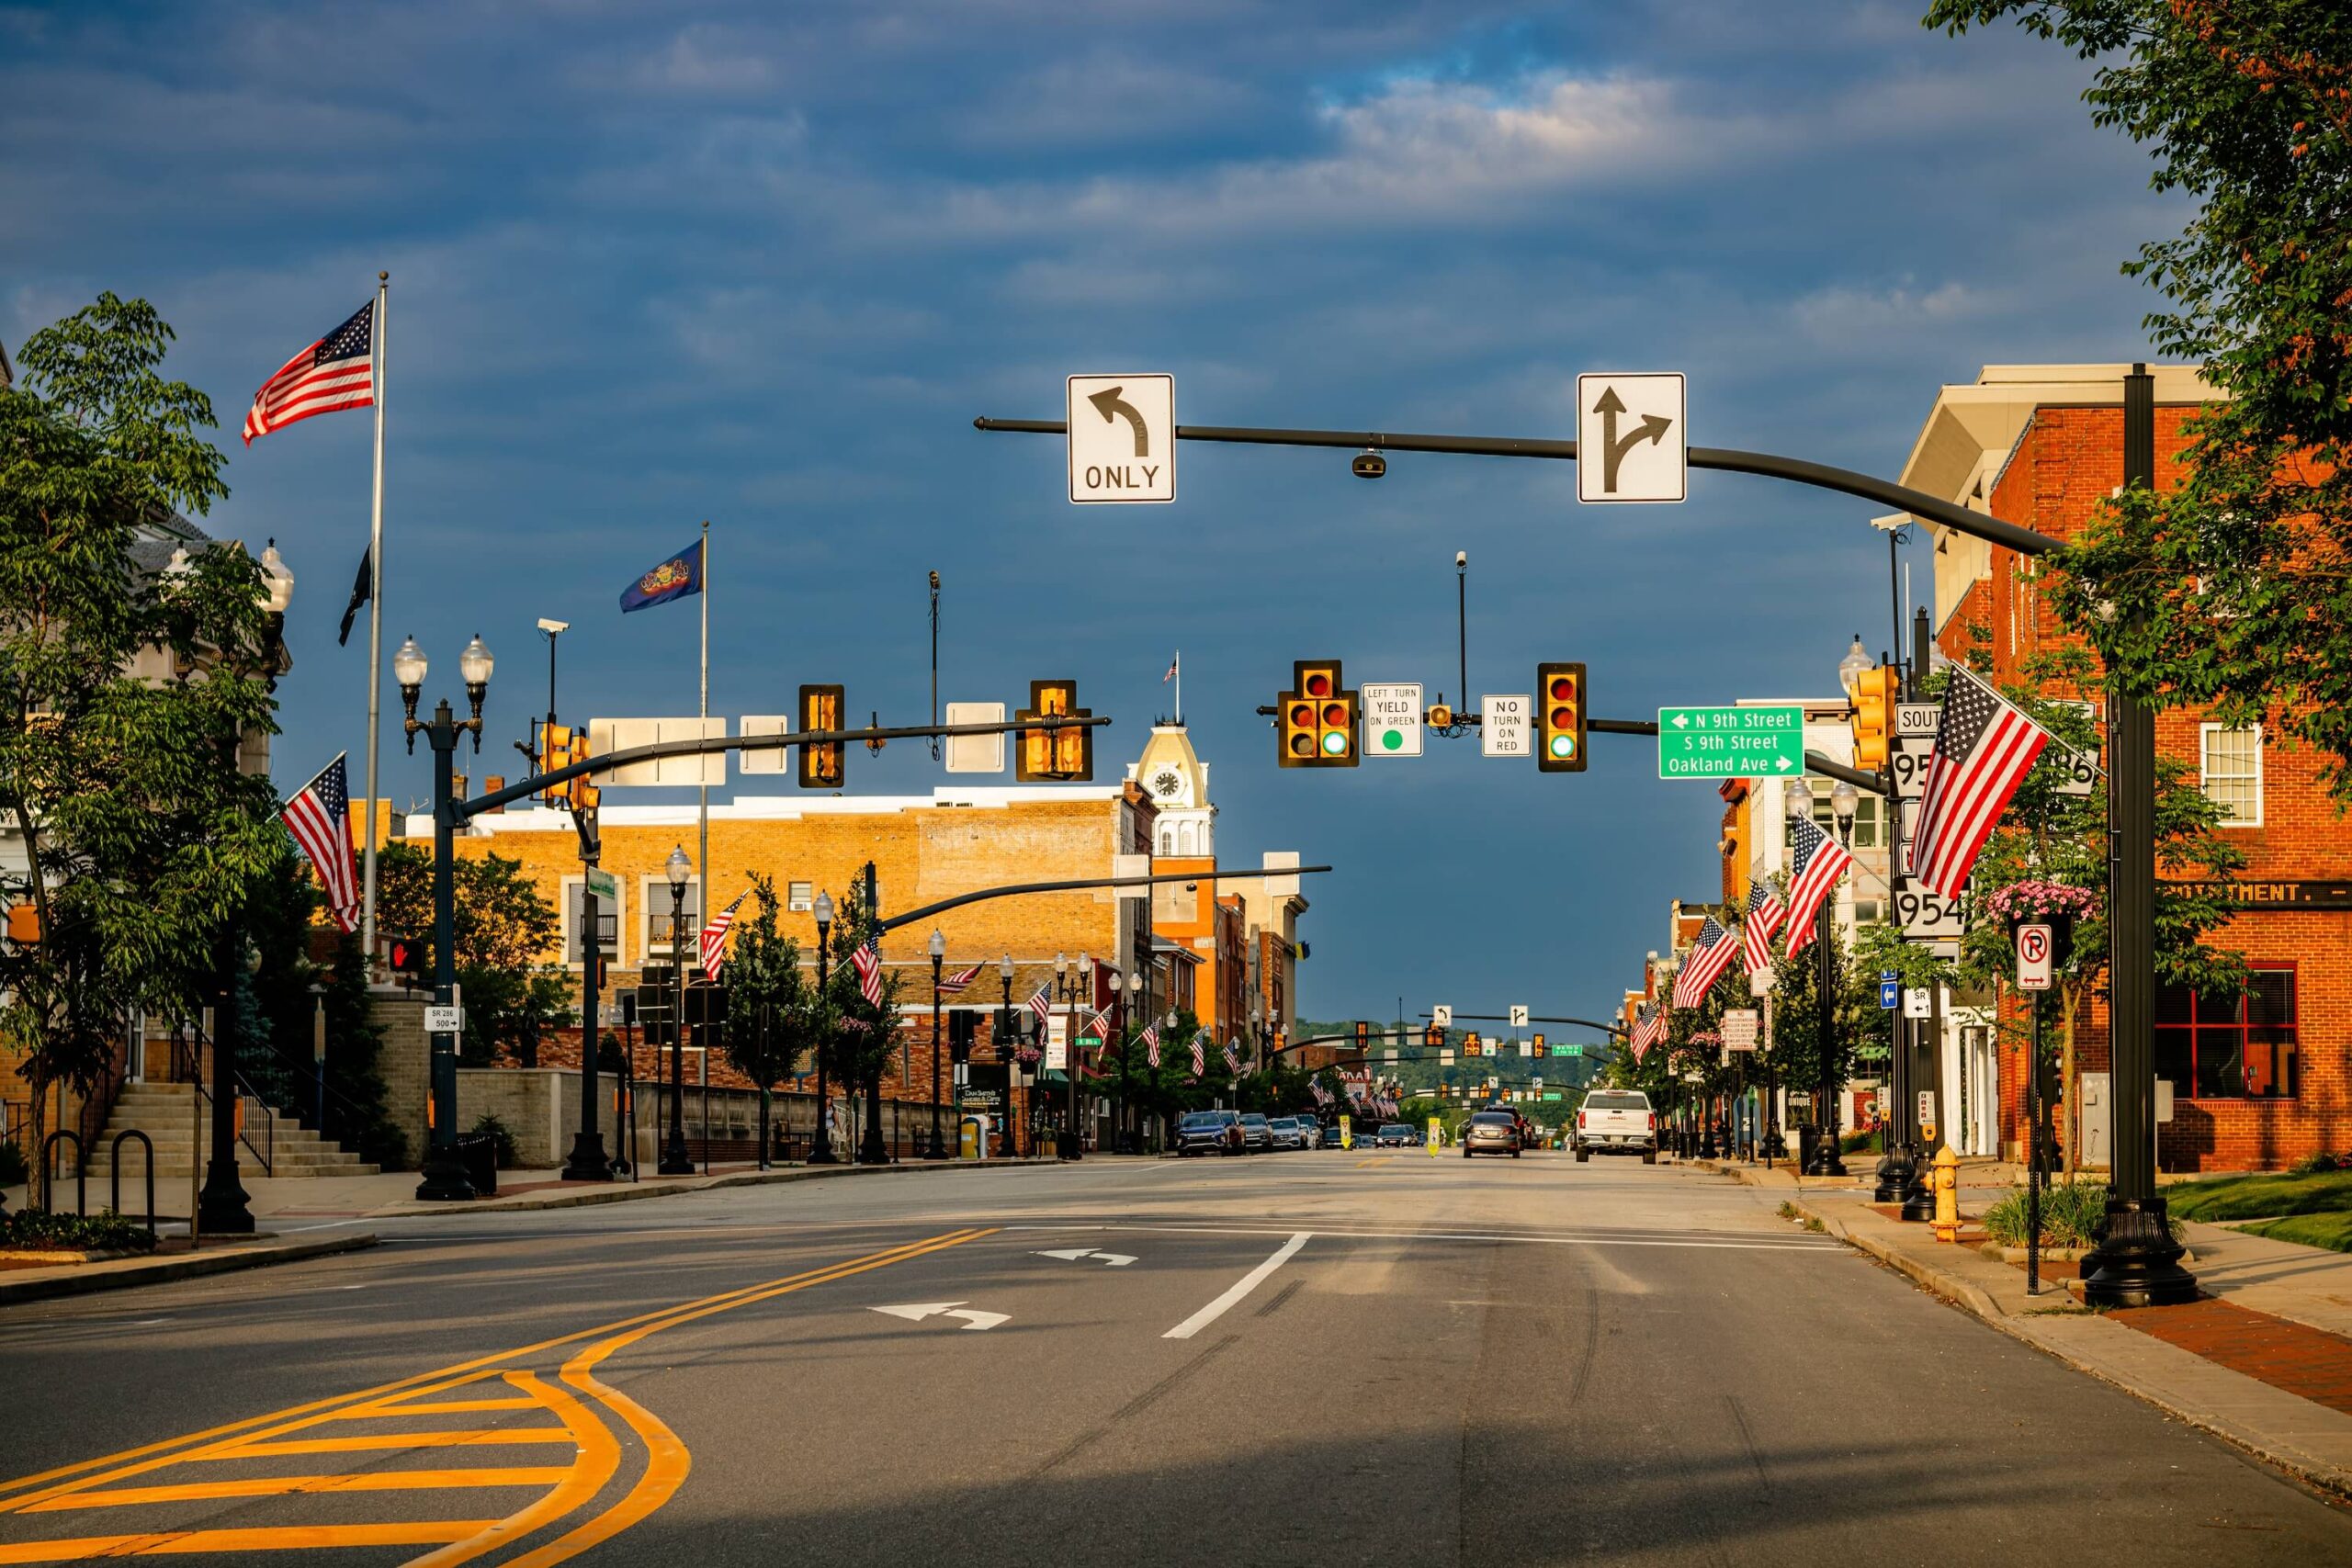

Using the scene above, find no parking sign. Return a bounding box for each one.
[2016,922,2054,992]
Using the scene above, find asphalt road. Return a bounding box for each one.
[0,1150,2345,1565]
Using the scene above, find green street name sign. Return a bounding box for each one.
[584,867,619,901]
[1657,705,1804,780]
[1551,1043,1582,1057]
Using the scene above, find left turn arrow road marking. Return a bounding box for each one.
[871,1301,1010,1330]
[1034,1248,1137,1267]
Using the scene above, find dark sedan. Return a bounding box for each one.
[1174,1110,1244,1156]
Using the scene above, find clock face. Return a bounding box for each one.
[1153,770,1183,798]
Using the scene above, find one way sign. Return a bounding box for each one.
[1577,372,1686,503]
[1068,374,1174,504]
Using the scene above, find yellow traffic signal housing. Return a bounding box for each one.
[1423,1023,1444,1050]
[1017,679,1093,782]
[798,684,845,789]
[1463,1032,1482,1056]
[537,721,572,805]
[1537,661,1588,773]
[1851,665,1895,773]
[1276,660,1357,768]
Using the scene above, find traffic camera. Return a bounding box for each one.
[1277,660,1357,768]
[1537,661,1588,773]
[798,683,845,789]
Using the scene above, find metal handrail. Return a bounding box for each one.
[167,1025,276,1177]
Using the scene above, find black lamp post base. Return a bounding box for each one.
[1871,1151,1904,1203]
[413,1156,477,1202]
[2080,1199,2198,1308]
[1899,1155,1938,1221]
[807,1138,838,1165]
[857,1136,888,1166]
[656,1140,695,1177]
[1805,1134,1848,1177]
[922,1127,948,1159]
[197,1160,254,1234]
[560,1132,612,1182]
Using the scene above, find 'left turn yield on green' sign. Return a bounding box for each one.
[1657,705,1804,780]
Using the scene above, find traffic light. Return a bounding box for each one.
[949,1009,978,1063]
[1423,1023,1444,1050]
[1016,679,1093,782]
[1850,664,1897,773]
[1354,1020,1371,1050]
[1537,661,1588,773]
[798,683,845,789]
[537,723,599,811]
[1532,1032,1545,1055]
[1463,1032,1482,1056]
[1276,660,1357,768]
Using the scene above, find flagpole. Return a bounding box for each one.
[358,271,389,971]
[696,520,709,972]
[1174,650,1182,726]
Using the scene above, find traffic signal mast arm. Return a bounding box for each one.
[457,713,1112,822]
[974,417,2062,559]
[1417,1011,1629,1039]
[876,863,1331,937]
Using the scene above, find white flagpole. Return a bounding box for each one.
[1174,649,1182,726]
[696,520,709,973]
[358,271,388,970]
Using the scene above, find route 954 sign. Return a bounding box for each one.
[1895,883,1963,946]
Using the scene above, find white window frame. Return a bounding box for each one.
[641,875,704,965]
[559,874,626,972]
[2199,723,2264,828]
[787,880,812,913]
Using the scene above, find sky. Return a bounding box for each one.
[3,1,2177,1028]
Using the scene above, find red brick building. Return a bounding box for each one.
[1901,364,2348,1172]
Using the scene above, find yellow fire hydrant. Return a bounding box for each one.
[1931,1145,1962,1243]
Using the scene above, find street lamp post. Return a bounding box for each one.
[926,929,947,1159]
[658,847,695,1176]
[1800,782,1858,1177]
[1063,954,1084,1159]
[1000,953,1019,1157]
[396,631,494,1203]
[809,891,835,1163]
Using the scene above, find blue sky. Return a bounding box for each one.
[5,2,2171,1027]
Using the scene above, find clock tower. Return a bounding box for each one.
[1128,722,1214,859]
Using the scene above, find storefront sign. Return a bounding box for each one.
[2165,879,2352,909]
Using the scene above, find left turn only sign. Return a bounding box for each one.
[1068,374,1174,503]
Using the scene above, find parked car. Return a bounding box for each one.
[1574,1089,1658,1162]
[1463,1110,1521,1158]
[1375,1122,1413,1147]
[1238,1113,1274,1153]
[1295,1121,1321,1150]
[1268,1117,1306,1150]
[1174,1110,1245,1156]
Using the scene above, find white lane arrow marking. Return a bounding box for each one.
[1034,1247,1137,1267]
[871,1301,1011,1330]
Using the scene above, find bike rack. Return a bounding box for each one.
[40,1131,85,1216]
[110,1130,155,1240]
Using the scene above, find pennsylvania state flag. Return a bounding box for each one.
[619,539,705,613]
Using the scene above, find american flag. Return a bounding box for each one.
[1912,667,2051,898]
[937,964,981,994]
[279,754,359,933]
[1190,1035,1207,1077]
[1222,1040,1241,1075]
[243,300,375,445]
[1164,653,1180,683]
[1141,1022,1160,1067]
[850,936,885,1006]
[699,892,746,978]
[1741,880,1785,976]
[1782,814,1855,958]
[1630,1003,1663,1059]
[1026,984,1053,1024]
[1312,1079,1333,1106]
[1671,918,1737,1009]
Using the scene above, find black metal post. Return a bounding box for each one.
[1064,971,1082,1160]
[659,881,692,1175]
[926,952,947,1157]
[1806,893,1848,1177]
[561,810,609,1182]
[413,704,477,1202]
[197,928,254,1233]
[2026,997,2043,1297]
[809,911,835,1163]
[2082,365,2197,1305]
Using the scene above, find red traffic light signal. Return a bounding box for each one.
[1537,660,1588,773]
[1276,660,1358,768]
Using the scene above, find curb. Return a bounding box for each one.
[0,1233,379,1306]
[1777,1190,2352,1500]
[373,1156,1069,1217]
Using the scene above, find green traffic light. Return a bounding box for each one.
[1322,730,1349,755]
[1550,734,1576,758]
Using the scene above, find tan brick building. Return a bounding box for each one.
[1902,363,2349,1172]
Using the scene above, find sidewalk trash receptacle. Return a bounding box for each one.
[1794,1124,1818,1175]
[458,1134,499,1197]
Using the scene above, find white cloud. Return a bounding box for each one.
[1788,279,1998,339]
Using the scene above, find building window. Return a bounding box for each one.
[2155,967,2296,1100]
[1792,783,1881,849]
[1852,897,1884,927]
[561,879,623,967]
[2199,724,2263,826]
[787,881,812,913]
[642,880,702,963]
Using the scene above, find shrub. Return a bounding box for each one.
[1983,1179,2181,1248]
[0,1140,25,1189]
[1,1208,157,1253]
[2290,1151,2346,1177]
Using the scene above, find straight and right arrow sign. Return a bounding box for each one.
[1577,373,1686,503]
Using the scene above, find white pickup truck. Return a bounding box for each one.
[1573,1089,1657,1164]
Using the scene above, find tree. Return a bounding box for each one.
[720,877,815,1156]
[817,886,903,1151]
[0,295,284,1149]
[1927,2,2352,799]
[373,842,569,1065]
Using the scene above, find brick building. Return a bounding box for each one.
[1900,363,2348,1172]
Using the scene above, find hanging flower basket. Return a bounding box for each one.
[1984,880,2094,970]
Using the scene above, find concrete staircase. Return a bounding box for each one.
[81,1082,379,1181]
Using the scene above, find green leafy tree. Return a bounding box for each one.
[818,886,903,1145]
[374,842,568,1065]
[0,295,284,1151]
[720,877,815,1152]
[1928,2,2352,798]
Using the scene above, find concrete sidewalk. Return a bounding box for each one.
[1691,1156,2352,1498]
